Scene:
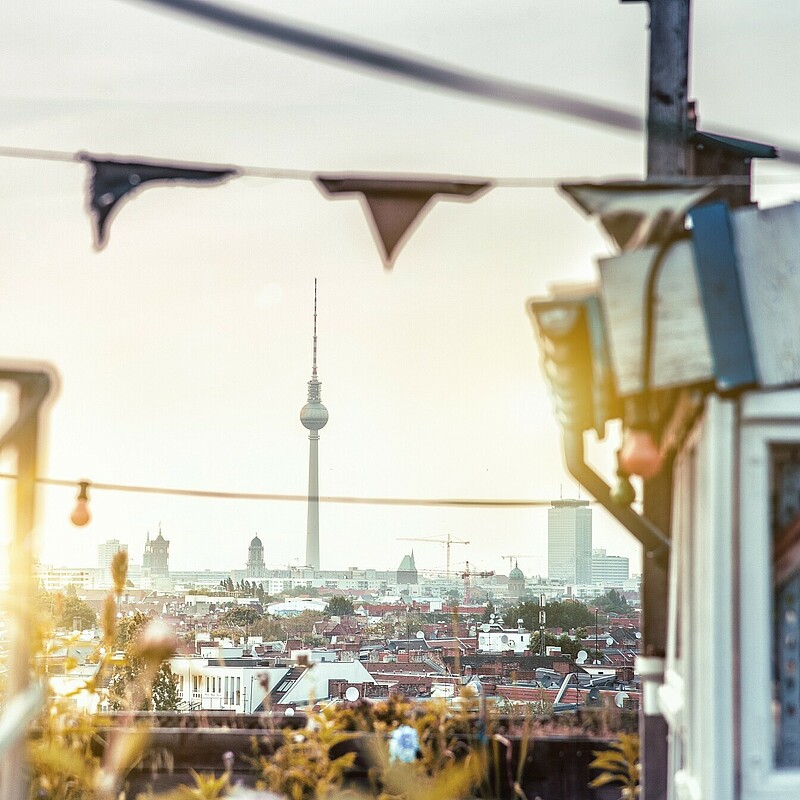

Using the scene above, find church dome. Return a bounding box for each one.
[509,564,525,580]
[250,534,262,548]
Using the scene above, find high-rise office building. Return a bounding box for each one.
[547,498,592,584]
[98,539,128,588]
[591,548,629,587]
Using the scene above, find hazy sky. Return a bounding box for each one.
[0,1,798,578]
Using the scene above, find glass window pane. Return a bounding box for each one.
[771,443,800,767]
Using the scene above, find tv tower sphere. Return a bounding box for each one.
[300,400,328,430]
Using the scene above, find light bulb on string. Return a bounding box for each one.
[70,480,91,527]
[618,428,663,480]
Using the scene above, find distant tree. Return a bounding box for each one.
[506,600,593,632]
[37,590,97,630]
[60,595,97,630]
[544,601,594,630]
[504,601,539,632]
[593,589,630,615]
[216,606,262,630]
[213,607,285,641]
[107,612,179,711]
[325,596,355,617]
[282,585,320,598]
[251,615,286,641]
[481,602,496,623]
[151,665,181,710]
[281,611,324,643]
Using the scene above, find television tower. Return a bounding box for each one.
[300,279,328,570]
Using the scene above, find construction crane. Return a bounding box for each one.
[407,564,494,605]
[397,533,469,574]
[461,561,495,604]
[500,554,535,572]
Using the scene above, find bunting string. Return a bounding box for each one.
[0,144,560,186]
[0,142,797,265]
[0,144,795,186]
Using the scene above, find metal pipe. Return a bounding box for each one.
[562,428,669,564]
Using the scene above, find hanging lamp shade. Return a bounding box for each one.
[80,154,238,249]
[316,175,491,268]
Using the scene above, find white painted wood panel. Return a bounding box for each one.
[598,240,714,396]
[733,202,800,388]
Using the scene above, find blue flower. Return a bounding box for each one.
[389,725,419,763]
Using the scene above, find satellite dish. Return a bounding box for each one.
[481,624,491,632]
[500,635,509,644]
[614,691,630,708]
[415,630,424,639]
[576,650,588,664]
[285,707,295,717]
[606,637,615,646]
[345,686,360,702]
[635,631,642,639]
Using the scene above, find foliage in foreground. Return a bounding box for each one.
[589,732,641,799]
[24,550,176,800]
[252,694,487,800]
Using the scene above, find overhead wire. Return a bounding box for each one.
[123,0,800,168]
[129,0,643,135]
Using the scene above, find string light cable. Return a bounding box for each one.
[0,471,571,509]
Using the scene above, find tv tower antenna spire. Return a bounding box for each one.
[300,278,328,571]
[311,279,318,381]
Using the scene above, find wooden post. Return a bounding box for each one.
[1,374,50,800]
[639,1,691,798]
[645,0,691,178]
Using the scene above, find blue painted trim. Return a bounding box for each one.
[689,202,758,392]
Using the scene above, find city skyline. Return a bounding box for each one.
[0,1,797,579]
[68,523,633,581]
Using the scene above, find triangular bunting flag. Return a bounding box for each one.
[559,180,715,251]
[316,176,491,268]
[80,154,238,250]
